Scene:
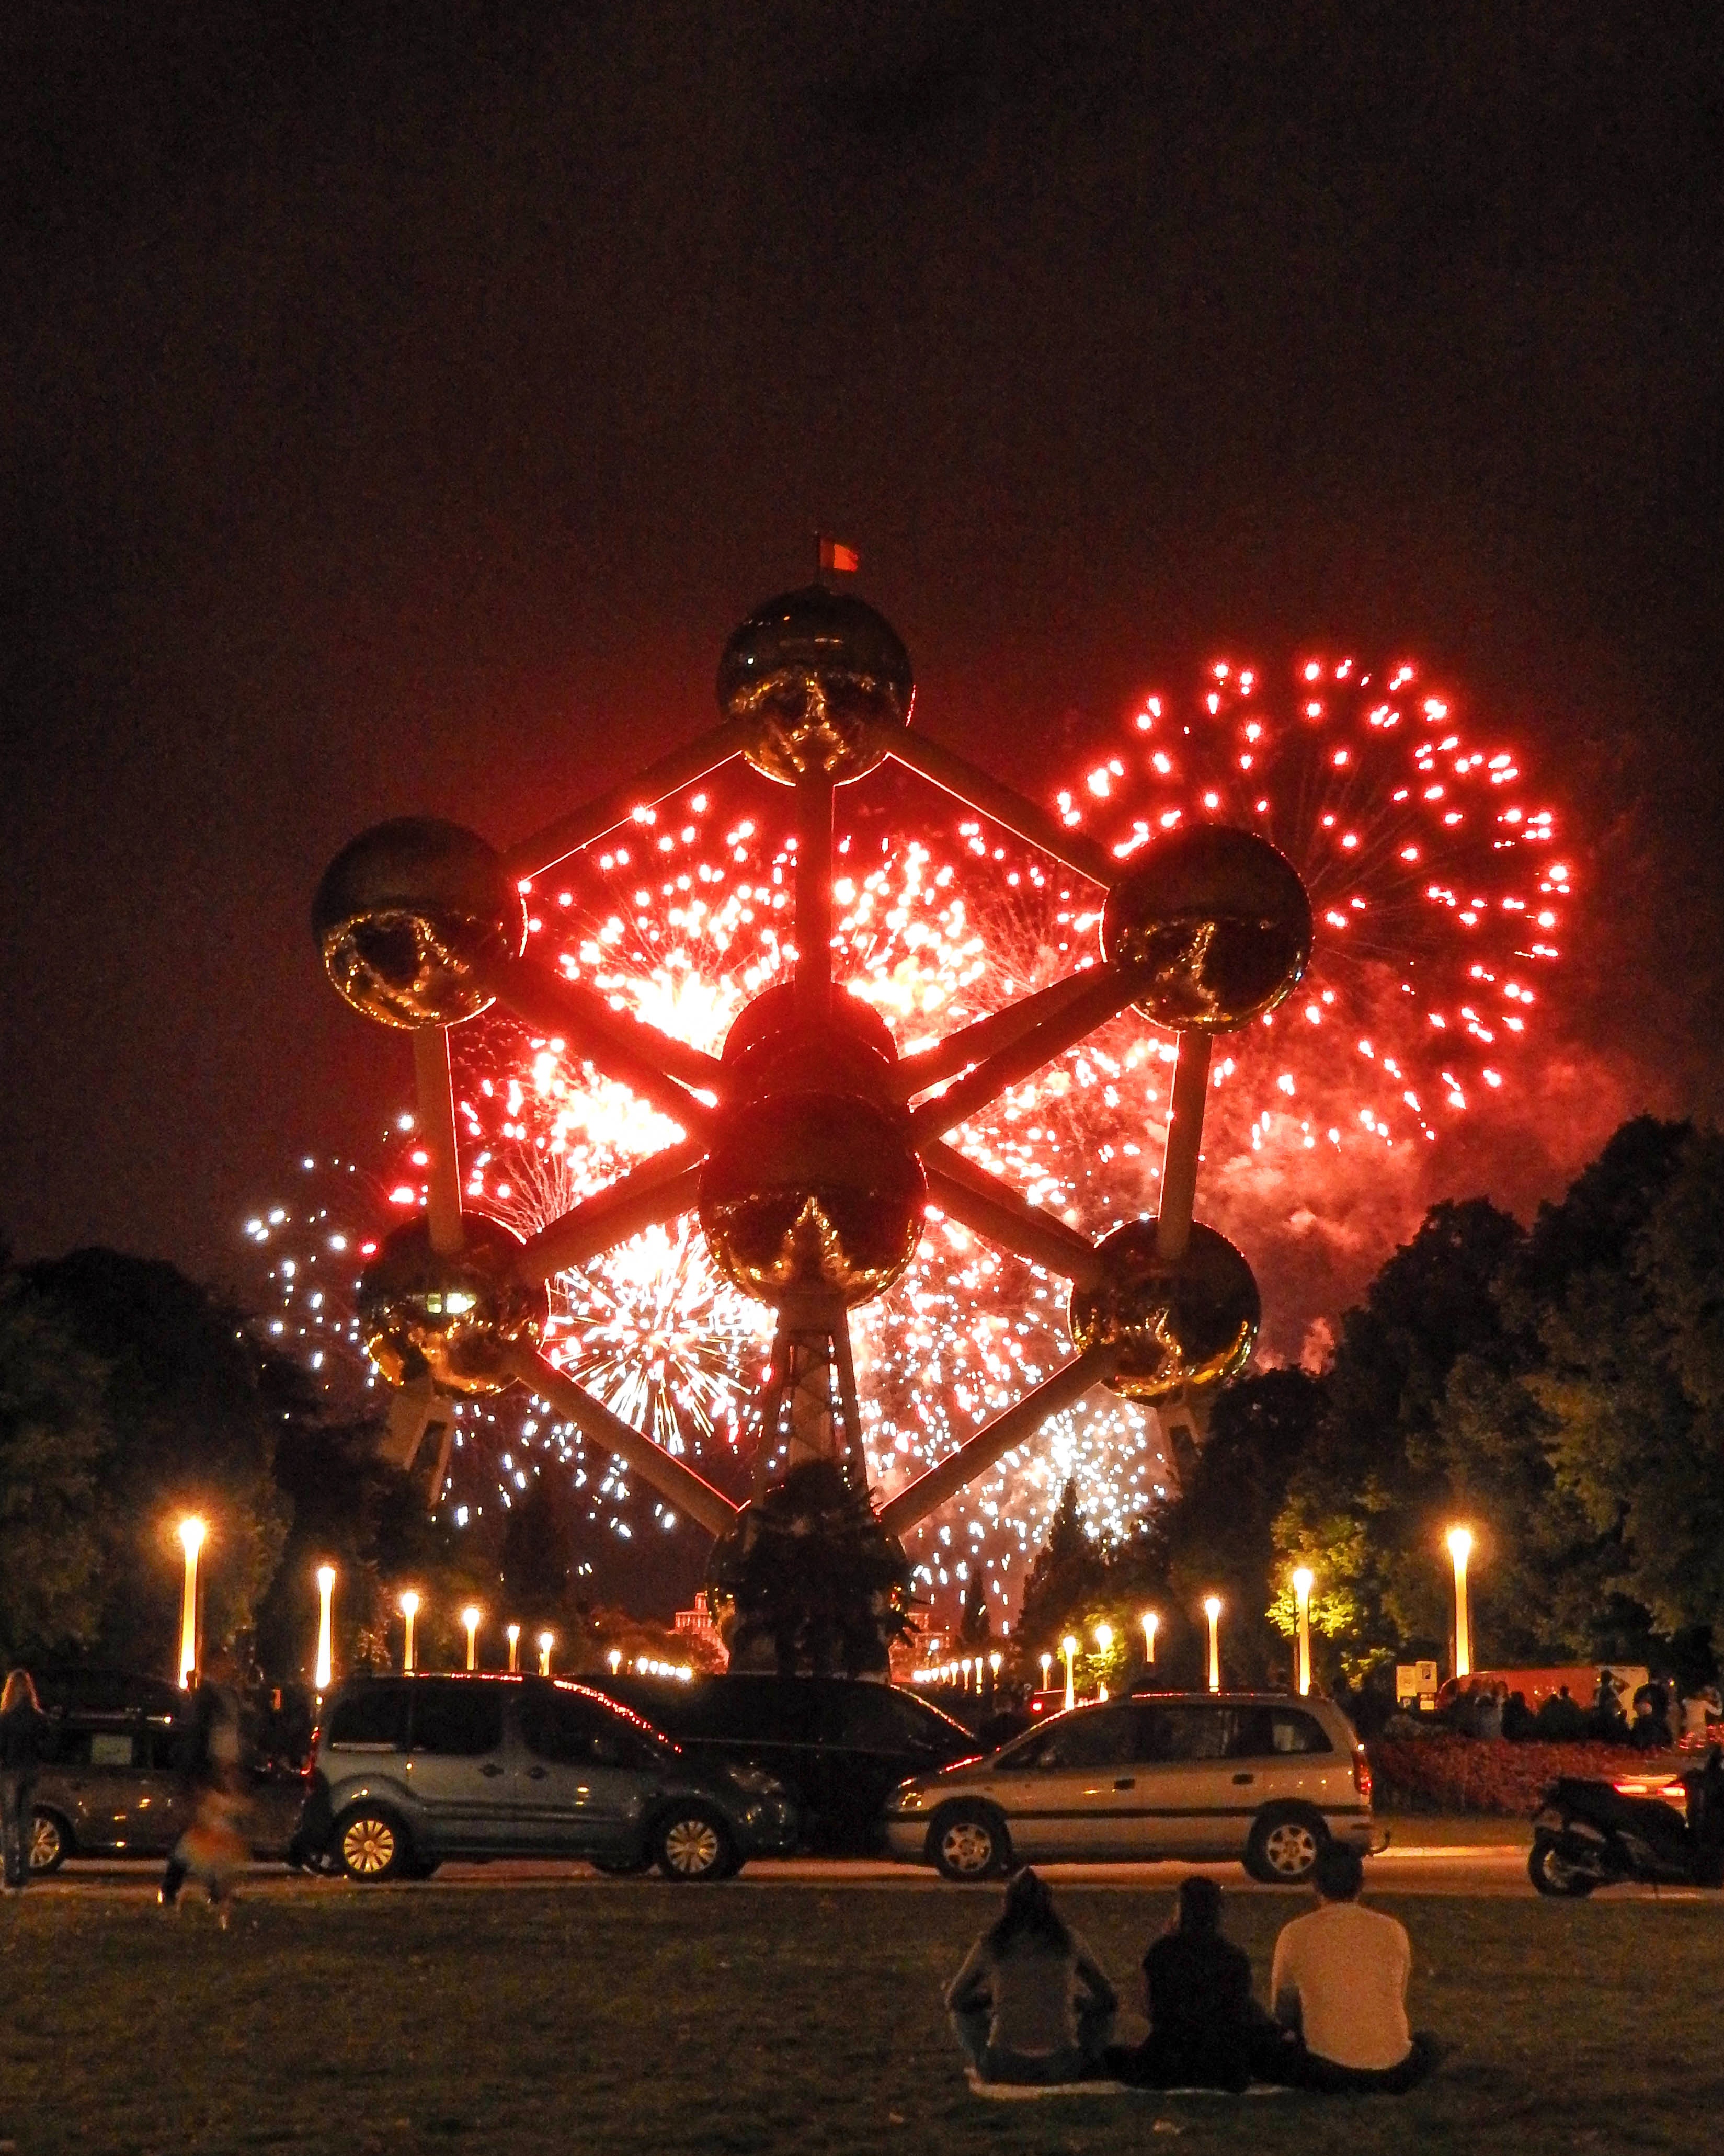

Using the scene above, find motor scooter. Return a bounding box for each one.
[1529,1746,1724,1896]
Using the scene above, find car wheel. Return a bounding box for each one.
[1245,1807,1328,1885]
[653,1805,737,1882]
[930,1804,1010,1882]
[591,1851,653,1877]
[335,1806,410,1883]
[1528,1836,1596,1898]
[29,1809,71,1877]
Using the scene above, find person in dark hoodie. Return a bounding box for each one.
[0,1670,51,1890]
[1106,1875,1294,2091]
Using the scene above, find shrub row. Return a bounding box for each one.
[1367,1735,1688,1816]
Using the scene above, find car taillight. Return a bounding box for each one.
[1353,1748,1372,1803]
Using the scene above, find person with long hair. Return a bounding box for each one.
[0,1669,50,1890]
[945,1868,1118,2085]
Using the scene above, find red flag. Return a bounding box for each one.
[818,535,860,574]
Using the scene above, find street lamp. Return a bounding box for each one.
[1040,1651,1053,1694]
[1203,1595,1223,1693]
[399,1591,420,1674]
[961,1656,972,1692]
[1093,1624,1113,1701]
[462,1605,482,1672]
[608,1648,622,1675]
[1292,1567,1314,1697]
[1061,1634,1078,1713]
[1447,1526,1474,1679]
[507,1623,521,1672]
[1141,1610,1158,1667]
[989,1651,1002,1691]
[314,1564,336,1693]
[177,1518,205,1689]
[538,1629,554,1676]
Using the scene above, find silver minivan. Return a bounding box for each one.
[298,1673,799,1882]
[884,1691,1377,1883]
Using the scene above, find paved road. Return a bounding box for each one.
[22,1841,1722,1902]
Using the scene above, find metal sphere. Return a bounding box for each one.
[313,817,526,1030]
[721,983,898,1100]
[357,1214,547,1397]
[1101,825,1312,1031]
[699,1091,926,1309]
[1068,1218,1260,1403]
[717,585,914,785]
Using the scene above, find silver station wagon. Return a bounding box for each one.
[885,1691,1378,1883]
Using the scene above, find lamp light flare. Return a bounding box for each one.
[1141,1610,1158,1665]
[1447,1526,1474,1678]
[1061,1633,1078,1713]
[507,1623,521,1673]
[399,1590,420,1674]
[538,1629,555,1676]
[314,1563,336,1692]
[1203,1595,1223,1693]
[1291,1566,1314,1697]
[462,1604,482,1671]
[177,1518,206,1690]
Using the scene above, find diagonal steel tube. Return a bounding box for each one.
[503,1345,739,1539]
[412,1026,466,1254]
[512,1140,706,1281]
[893,969,1103,1100]
[876,1343,1119,1536]
[877,725,1118,888]
[908,965,1144,1142]
[504,967,726,1097]
[502,721,745,879]
[795,769,834,1024]
[922,1142,1103,1287]
[486,957,717,1137]
[1154,1032,1213,1262]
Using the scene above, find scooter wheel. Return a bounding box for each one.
[1529,1836,1596,1898]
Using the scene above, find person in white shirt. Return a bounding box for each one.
[1266,1840,1437,2093]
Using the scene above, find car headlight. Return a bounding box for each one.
[890,1787,930,1813]
[724,1763,783,1798]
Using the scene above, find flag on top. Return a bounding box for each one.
[818,535,860,575]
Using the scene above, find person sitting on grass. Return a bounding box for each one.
[1105,1875,1297,2092]
[945,1868,1118,2085]
[1266,1841,1437,2094]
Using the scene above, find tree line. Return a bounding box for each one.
[1004,1116,1724,1697]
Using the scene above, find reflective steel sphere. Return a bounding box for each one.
[721,982,898,1100]
[357,1214,547,1396]
[314,817,526,1030]
[717,585,914,785]
[1068,1218,1260,1403]
[1101,825,1312,1031]
[699,1091,926,1308]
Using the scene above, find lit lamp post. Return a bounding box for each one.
[538,1629,554,1676]
[1094,1623,1113,1701]
[1203,1596,1223,1693]
[507,1623,521,1673]
[1040,1651,1053,1695]
[399,1591,419,1675]
[1447,1526,1474,1679]
[462,1605,482,1672]
[1141,1610,1158,1668]
[314,1564,336,1693]
[1061,1634,1078,1713]
[1292,1567,1314,1697]
[608,1648,622,1675]
[989,1650,1002,1693]
[961,1656,972,1693]
[177,1518,206,1689]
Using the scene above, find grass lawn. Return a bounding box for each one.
[4,1882,1722,2155]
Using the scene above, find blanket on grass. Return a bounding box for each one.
[964,2069,1288,2101]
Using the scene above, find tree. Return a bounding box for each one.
[1009,1477,1106,1673]
[956,1572,994,1653]
[0,1268,112,1658]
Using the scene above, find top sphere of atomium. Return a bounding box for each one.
[1102,824,1312,1031]
[313,817,527,1030]
[717,584,914,786]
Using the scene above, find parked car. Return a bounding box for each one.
[884,1691,1379,1883]
[586,1673,979,1852]
[28,1709,307,1875]
[294,1673,798,1883]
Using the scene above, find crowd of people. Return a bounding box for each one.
[946,1843,1436,2096]
[1432,1673,1722,1747]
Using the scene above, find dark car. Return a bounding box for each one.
[586,1674,979,1852]
[295,1673,800,1882]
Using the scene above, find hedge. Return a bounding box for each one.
[1367,1733,1691,1816]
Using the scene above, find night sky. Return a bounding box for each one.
[4,4,1722,1308]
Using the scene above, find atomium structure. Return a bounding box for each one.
[313,581,1312,1673]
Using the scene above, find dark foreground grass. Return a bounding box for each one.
[4,1883,1723,2156]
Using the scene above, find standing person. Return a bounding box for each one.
[1266,1841,1436,2092]
[0,1669,51,1890]
[1106,1875,1295,2092]
[945,1869,1118,2085]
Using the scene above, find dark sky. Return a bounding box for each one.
[4,2,1722,1303]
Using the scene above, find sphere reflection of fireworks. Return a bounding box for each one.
[253,654,1567,1626]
